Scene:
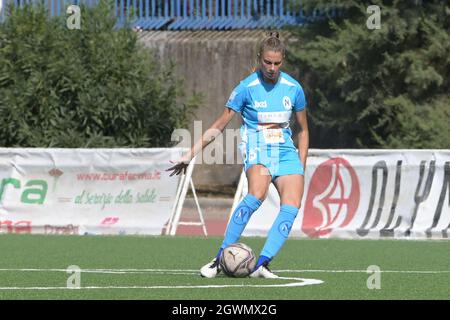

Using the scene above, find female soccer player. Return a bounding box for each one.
[167,31,309,278]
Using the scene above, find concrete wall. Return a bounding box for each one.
[138,30,267,192]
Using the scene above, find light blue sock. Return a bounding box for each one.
[218,193,262,253]
[260,204,299,259]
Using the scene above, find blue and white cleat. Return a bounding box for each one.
[249,262,279,279]
[200,258,221,278]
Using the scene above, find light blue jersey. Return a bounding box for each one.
[225,70,307,180]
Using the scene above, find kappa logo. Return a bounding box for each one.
[282,96,292,110]
[254,100,268,108]
[302,158,360,238]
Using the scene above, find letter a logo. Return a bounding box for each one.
[366,5,381,30]
[67,5,81,30]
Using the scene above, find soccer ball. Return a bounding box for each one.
[219,243,256,278]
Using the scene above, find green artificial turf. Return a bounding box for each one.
[0,234,449,299]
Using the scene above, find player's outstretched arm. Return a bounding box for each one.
[166,108,236,176]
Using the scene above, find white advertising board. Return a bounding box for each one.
[0,148,184,235]
[236,150,450,239]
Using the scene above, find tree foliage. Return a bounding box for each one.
[0,2,199,147]
[286,0,450,148]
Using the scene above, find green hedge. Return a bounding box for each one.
[0,2,199,147]
[287,0,450,148]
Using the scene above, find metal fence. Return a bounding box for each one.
[0,0,333,29]
[0,0,97,22]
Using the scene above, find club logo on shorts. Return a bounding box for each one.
[282,96,292,110]
[278,221,292,238]
[302,158,360,238]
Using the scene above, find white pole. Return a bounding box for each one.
[169,156,197,236]
[165,147,189,235]
[190,177,208,236]
[165,170,186,235]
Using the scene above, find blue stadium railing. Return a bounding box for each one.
[0,0,332,30]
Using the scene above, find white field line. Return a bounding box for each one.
[0,268,448,290]
[276,269,450,274]
[0,268,197,274]
[0,277,324,290]
[0,269,197,275]
[0,268,449,274]
[0,268,323,289]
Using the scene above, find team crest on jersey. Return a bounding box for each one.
[282,96,292,110]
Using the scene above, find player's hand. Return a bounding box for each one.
[166,156,191,177]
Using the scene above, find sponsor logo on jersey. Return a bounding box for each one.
[254,100,268,108]
[257,111,291,123]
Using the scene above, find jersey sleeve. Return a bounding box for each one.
[293,85,307,112]
[225,82,246,113]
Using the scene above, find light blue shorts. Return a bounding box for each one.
[240,129,304,182]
